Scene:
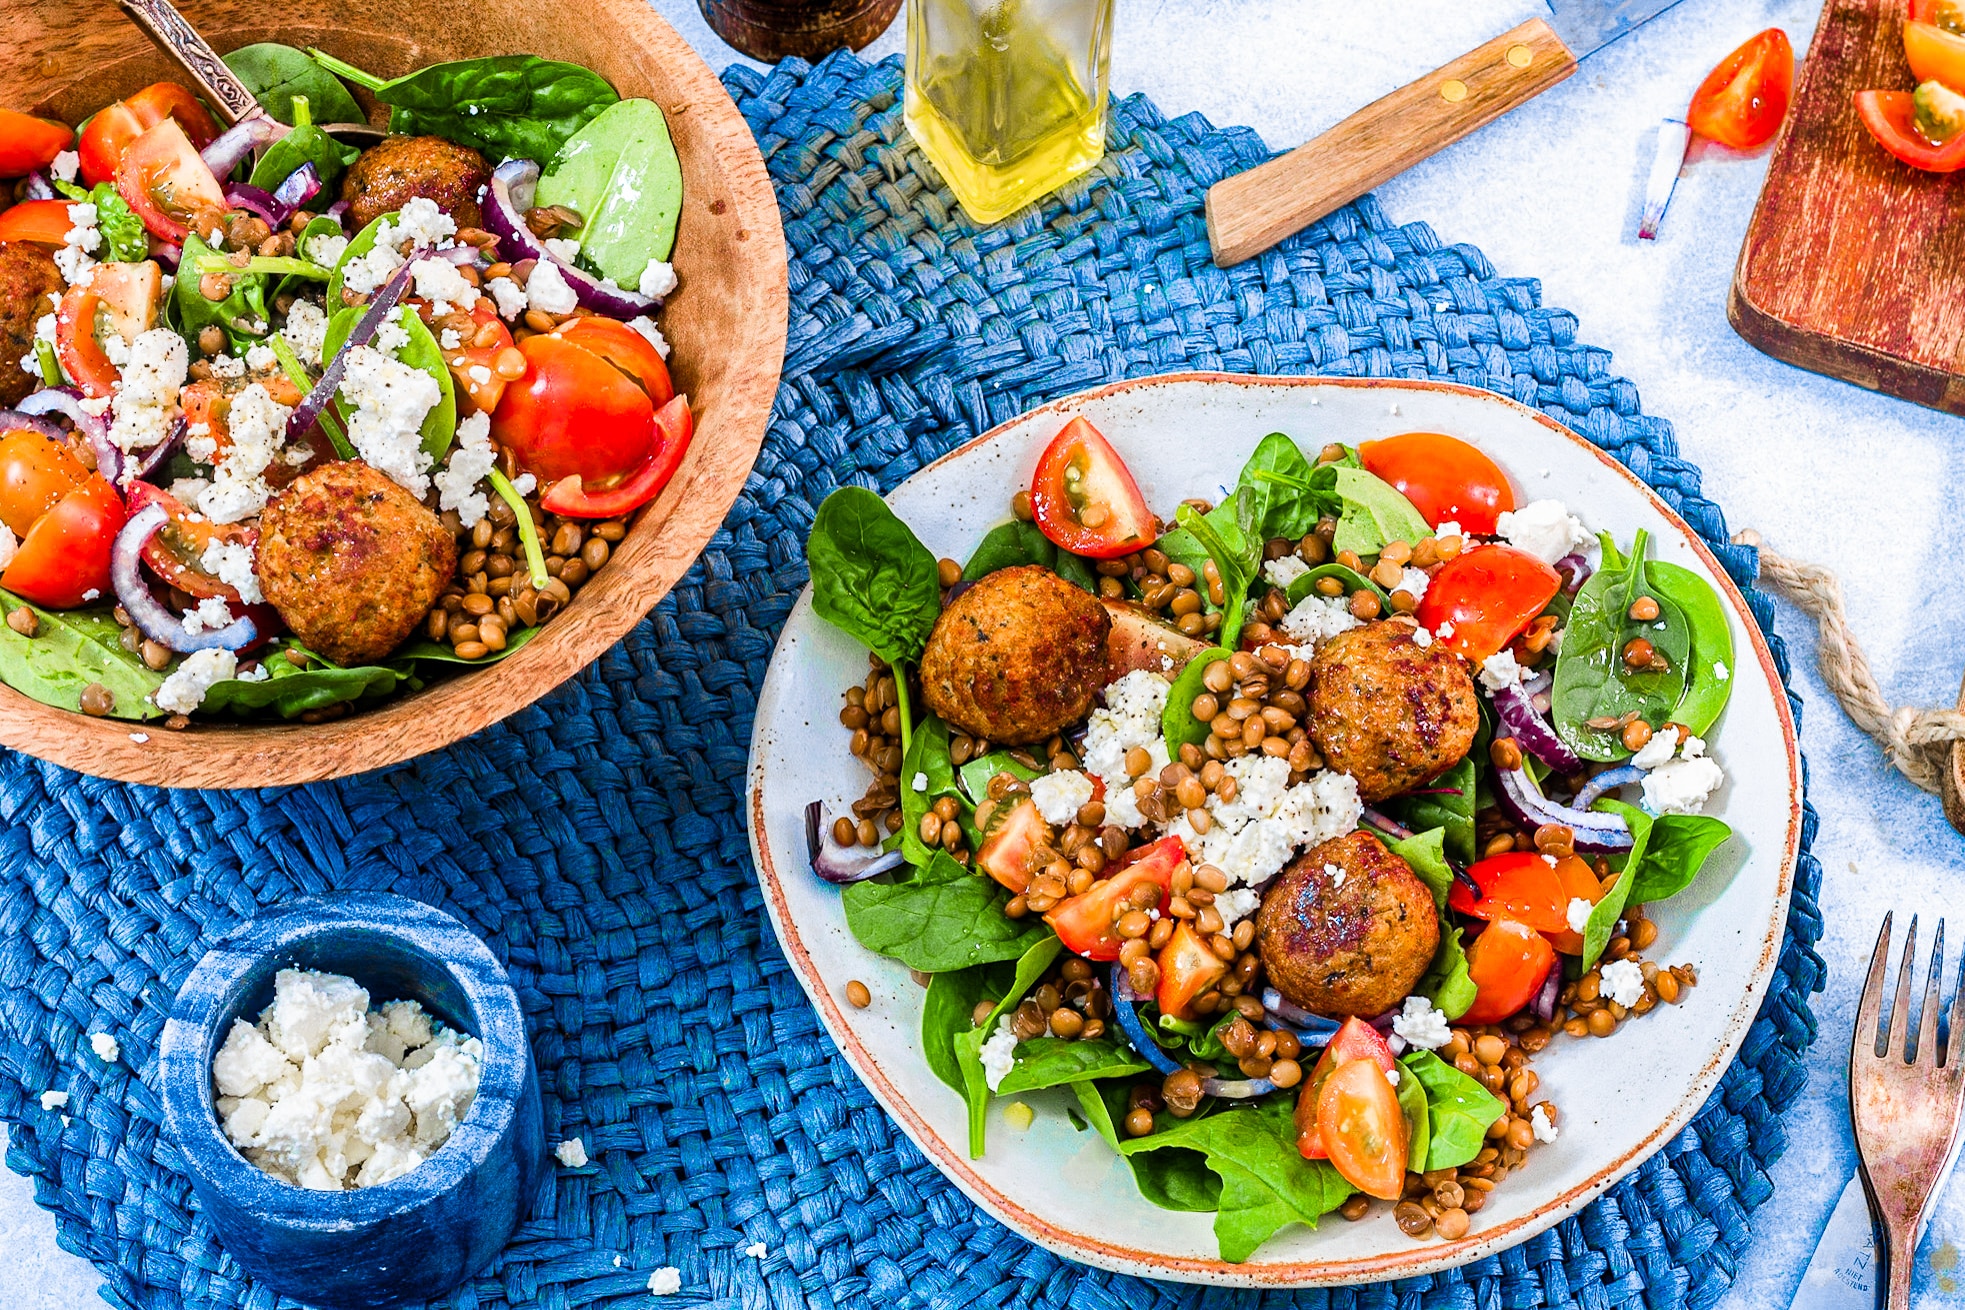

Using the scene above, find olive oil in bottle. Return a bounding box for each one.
[904,0,1115,225]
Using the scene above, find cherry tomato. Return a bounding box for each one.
[124,481,253,602]
[441,301,518,415]
[0,198,76,246]
[0,109,75,179]
[0,427,88,538]
[1295,1016,1397,1160]
[1544,855,1606,956]
[56,283,122,400]
[975,794,1044,894]
[1450,851,1581,935]
[77,83,218,187]
[490,333,654,484]
[1856,89,1965,171]
[1029,416,1156,559]
[1687,29,1794,150]
[1043,835,1185,961]
[540,394,693,519]
[1154,920,1228,1021]
[1357,432,1516,535]
[1460,917,1558,1025]
[1906,21,1965,93]
[1414,543,1561,663]
[2,473,124,609]
[114,116,227,245]
[553,317,675,406]
[1316,1057,1409,1200]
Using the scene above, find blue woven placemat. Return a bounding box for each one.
[0,50,1825,1310]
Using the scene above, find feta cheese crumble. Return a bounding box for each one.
[432,412,497,527]
[486,276,528,320]
[199,382,293,523]
[200,540,263,604]
[1641,755,1725,815]
[108,330,188,456]
[1262,554,1310,588]
[339,327,442,495]
[526,260,579,315]
[1478,649,1522,690]
[89,1032,119,1063]
[153,648,237,714]
[40,1090,68,1112]
[977,1015,1020,1092]
[648,1268,683,1296]
[554,1138,589,1167]
[1565,897,1594,934]
[1395,567,1429,601]
[180,595,235,635]
[1599,958,1646,1008]
[1630,725,1681,771]
[388,197,458,250]
[1391,996,1451,1051]
[624,315,670,359]
[303,230,348,269]
[1279,592,1362,651]
[638,257,679,299]
[411,256,477,317]
[1530,1104,1560,1143]
[244,343,277,373]
[1030,769,1094,824]
[50,150,78,183]
[1496,499,1590,565]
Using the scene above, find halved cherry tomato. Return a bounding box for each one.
[1295,1016,1397,1160]
[540,394,693,519]
[1856,88,1965,171]
[1451,852,1566,934]
[77,83,218,187]
[553,317,675,407]
[0,427,88,538]
[115,117,227,245]
[56,283,122,400]
[975,793,1044,894]
[1043,835,1184,961]
[1317,1056,1409,1200]
[1029,416,1156,559]
[1155,920,1229,1021]
[1357,432,1516,535]
[1687,29,1794,150]
[3,473,124,609]
[491,333,654,484]
[441,302,518,415]
[124,481,253,602]
[0,198,76,246]
[1414,544,1561,663]
[1460,917,1558,1025]
[0,109,74,180]
[1906,21,1965,93]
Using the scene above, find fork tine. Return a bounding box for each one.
[1859,911,1894,1059]
[1895,916,1919,1062]
[1917,919,1945,1065]
[1951,929,1965,1069]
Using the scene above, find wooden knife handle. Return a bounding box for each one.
[1206,18,1578,267]
[115,0,260,125]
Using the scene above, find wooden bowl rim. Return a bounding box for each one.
[0,0,788,789]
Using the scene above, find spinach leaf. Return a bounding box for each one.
[1593,798,1731,911]
[806,487,942,667]
[281,215,348,301]
[1648,561,1735,736]
[1331,466,1431,558]
[1581,798,1652,968]
[1161,647,1232,753]
[1417,923,1477,1020]
[952,934,1063,1156]
[323,304,458,465]
[1073,1081,1222,1211]
[248,96,362,196]
[324,211,391,311]
[1389,827,1454,908]
[1389,758,1477,866]
[1118,1097,1354,1261]
[1283,561,1389,609]
[997,1038,1153,1094]
[1395,1059,1431,1172]
[0,590,165,720]
[900,714,965,868]
[310,50,618,165]
[202,648,409,718]
[1401,1050,1505,1171]
[390,622,542,666]
[1553,533,1690,762]
[957,750,1044,806]
[1235,433,1330,543]
[1170,496,1260,649]
[841,851,1052,973]
[88,184,148,263]
[961,520,1095,593]
[922,965,997,1095]
[533,99,683,278]
[172,232,270,346]
[225,43,365,125]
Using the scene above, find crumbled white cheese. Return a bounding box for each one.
[1261,554,1310,589]
[1599,958,1646,1008]
[1396,567,1430,601]
[1566,897,1594,934]
[485,276,528,320]
[1163,760,1362,888]
[200,540,263,604]
[1385,1066,1401,1087]
[1279,593,1361,651]
[543,237,581,263]
[554,1138,588,1167]
[54,202,100,286]
[1641,755,1725,816]
[1080,671,1172,829]
[1391,996,1452,1051]
[1496,499,1590,565]
[40,1090,68,1112]
[129,732,149,744]
[236,664,270,683]
[525,260,579,315]
[338,329,441,496]
[102,333,131,368]
[169,477,211,505]
[180,595,235,635]
[207,354,247,380]
[439,328,462,350]
[911,771,929,793]
[108,330,188,455]
[468,364,492,386]
[51,150,78,183]
[1477,649,1522,691]
[153,648,237,714]
[648,1268,682,1296]
[303,231,348,269]
[623,315,670,359]
[199,382,292,523]
[0,524,16,570]
[244,343,277,373]
[744,1242,767,1259]
[638,258,679,299]
[1630,725,1681,771]
[1714,661,1729,682]
[1212,885,1260,928]
[1680,734,1706,759]
[1030,770,1094,824]
[1434,519,1464,541]
[977,1014,1020,1092]
[387,197,457,251]
[1530,1104,1560,1143]
[374,314,411,356]
[88,1032,119,1063]
[1411,626,1432,648]
[511,472,536,496]
[340,240,406,297]
[411,257,476,317]
[432,411,497,527]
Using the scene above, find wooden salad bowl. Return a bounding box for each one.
[0,0,788,788]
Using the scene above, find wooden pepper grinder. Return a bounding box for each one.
[698,0,902,62]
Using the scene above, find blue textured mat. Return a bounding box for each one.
[0,51,1825,1310]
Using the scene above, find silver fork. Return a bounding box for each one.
[1851,912,1965,1310]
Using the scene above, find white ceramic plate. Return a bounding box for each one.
[746,373,1801,1287]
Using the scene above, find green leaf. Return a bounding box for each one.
[1072,1081,1223,1211]
[1235,433,1331,543]
[1583,798,1652,968]
[1119,1097,1354,1261]
[951,934,1063,1157]
[899,715,965,868]
[922,965,995,1095]
[0,590,166,720]
[1401,1050,1506,1171]
[1330,466,1431,558]
[281,214,349,302]
[224,43,365,125]
[248,109,362,197]
[324,211,389,318]
[1417,924,1477,1020]
[956,750,1045,810]
[1395,1058,1431,1172]
[841,851,1052,974]
[806,487,942,667]
[323,303,458,465]
[1172,497,1260,649]
[88,184,148,263]
[1389,827,1453,909]
[201,647,409,718]
[1647,561,1735,736]
[1600,802,1731,905]
[996,1038,1154,1094]
[1160,647,1232,753]
[960,520,1095,593]
[534,98,683,277]
[171,231,270,347]
[389,622,542,667]
[1552,532,1692,762]
[1388,756,1477,866]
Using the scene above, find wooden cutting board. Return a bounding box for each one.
[1730,0,1965,412]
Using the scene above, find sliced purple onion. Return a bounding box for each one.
[129,415,185,484]
[1572,765,1647,813]
[15,389,117,482]
[202,112,287,177]
[1360,807,1414,841]
[150,239,181,271]
[438,244,481,267]
[1531,967,1561,1023]
[483,159,660,320]
[1109,966,1183,1076]
[284,251,420,444]
[1522,668,1553,698]
[272,163,322,215]
[1555,552,1592,595]
[325,200,350,228]
[0,409,70,443]
[22,172,55,200]
[223,183,286,227]
[1491,679,1582,773]
[803,800,907,885]
[1260,988,1342,1043]
[111,505,257,653]
[943,580,974,607]
[1493,743,1633,853]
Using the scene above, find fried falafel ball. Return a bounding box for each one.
[340,135,490,232]
[1308,620,1479,803]
[1256,830,1440,1018]
[0,241,64,408]
[256,462,456,666]
[919,565,1110,745]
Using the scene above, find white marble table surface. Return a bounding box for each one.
[7,1,1963,1305]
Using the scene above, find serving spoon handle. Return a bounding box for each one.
[113,0,260,125]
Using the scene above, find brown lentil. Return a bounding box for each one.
[844,980,872,1008]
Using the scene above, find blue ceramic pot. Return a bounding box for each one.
[159,893,543,1309]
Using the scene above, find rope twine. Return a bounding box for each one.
[1740,529,1965,793]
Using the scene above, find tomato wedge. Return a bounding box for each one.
[441,302,518,415]
[0,109,74,180]
[1043,835,1184,961]
[2,473,124,609]
[1154,920,1229,1021]
[77,83,218,187]
[975,793,1044,893]
[1450,852,1574,935]
[124,481,253,601]
[0,198,76,246]
[1295,1016,1397,1160]
[1357,432,1516,535]
[539,394,694,519]
[1687,29,1794,150]
[115,116,227,245]
[1317,1056,1409,1200]
[56,281,123,400]
[553,317,675,407]
[1906,21,1965,93]
[1460,917,1559,1025]
[1856,89,1965,171]
[492,334,654,484]
[1029,416,1156,559]
[1414,543,1560,663]
[0,427,88,538]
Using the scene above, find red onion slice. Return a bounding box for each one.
[1555,551,1592,595]
[272,163,322,215]
[1492,743,1633,853]
[15,389,118,483]
[150,239,181,271]
[201,113,287,177]
[22,172,55,200]
[284,251,421,445]
[0,408,70,442]
[223,184,285,227]
[1361,807,1415,840]
[1571,764,1647,812]
[483,159,661,320]
[1108,967,1183,1076]
[1260,987,1342,1043]
[129,415,186,484]
[324,200,350,228]
[802,800,906,884]
[1531,967,1561,1022]
[1491,679,1582,773]
[111,504,258,653]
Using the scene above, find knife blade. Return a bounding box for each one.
[1207,0,1695,266]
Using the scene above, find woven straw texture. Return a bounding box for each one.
[0,51,1825,1310]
